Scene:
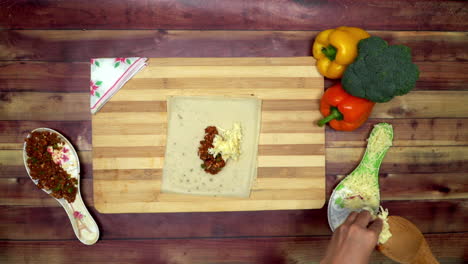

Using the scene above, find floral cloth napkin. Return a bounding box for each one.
[90,57,148,114]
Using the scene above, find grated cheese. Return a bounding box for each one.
[363,206,392,244]
[209,123,243,161]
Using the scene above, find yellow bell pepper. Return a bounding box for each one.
[313,26,370,79]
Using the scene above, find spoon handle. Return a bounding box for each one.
[59,192,99,245]
[411,239,439,264]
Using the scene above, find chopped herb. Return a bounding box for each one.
[201,164,206,169]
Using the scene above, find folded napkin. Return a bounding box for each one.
[90,57,148,114]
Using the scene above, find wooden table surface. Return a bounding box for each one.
[1,1,467,263]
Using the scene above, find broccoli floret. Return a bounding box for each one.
[342,36,420,103]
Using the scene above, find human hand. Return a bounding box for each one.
[321,210,383,264]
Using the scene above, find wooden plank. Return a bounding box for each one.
[136,65,321,78]
[2,118,464,153]
[0,178,93,207]
[111,89,323,100]
[0,61,88,92]
[371,91,468,118]
[326,146,468,175]
[326,119,468,148]
[5,170,463,208]
[0,30,466,62]
[1,0,466,30]
[2,61,468,92]
[3,91,467,120]
[1,233,466,263]
[0,92,90,121]
[0,120,92,150]
[0,200,465,240]
[0,150,92,179]
[92,145,324,158]
[92,133,324,147]
[3,144,467,179]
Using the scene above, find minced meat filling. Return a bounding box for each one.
[25,131,78,203]
[198,126,226,174]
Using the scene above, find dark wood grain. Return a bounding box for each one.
[1,233,467,264]
[2,170,466,208]
[0,120,92,150]
[326,119,468,147]
[0,200,465,240]
[1,0,467,31]
[0,61,88,92]
[2,61,468,92]
[1,30,467,62]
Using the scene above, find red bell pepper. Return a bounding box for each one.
[318,83,375,131]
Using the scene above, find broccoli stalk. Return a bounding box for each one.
[342,36,420,103]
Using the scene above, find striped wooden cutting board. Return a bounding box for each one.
[92,57,325,213]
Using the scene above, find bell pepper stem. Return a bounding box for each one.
[318,107,344,127]
[321,45,337,61]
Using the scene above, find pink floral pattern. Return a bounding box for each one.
[47,145,71,165]
[114,57,132,68]
[90,58,100,67]
[90,80,102,97]
[73,211,84,220]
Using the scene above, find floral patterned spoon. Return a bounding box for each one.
[23,128,99,245]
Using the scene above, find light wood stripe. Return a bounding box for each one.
[258,156,325,167]
[92,112,167,124]
[92,167,324,180]
[93,135,166,147]
[124,77,321,90]
[262,100,319,111]
[101,99,320,113]
[92,111,321,125]
[259,133,324,145]
[93,180,322,201]
[134,66,321,78]
[261,111,321,122]
[93,147,166,158]
[92,121,322,135]
[93,155,325,170]
[146,57,316,66]
[258,144,325,155]
[93,144,324,158]
[95,200,325,213]
[253,178,324,190]
[111,88,323,101]
[92,123,167,135]
[92,133,324,147]
[257,167,325,178]
[93,157,164,170]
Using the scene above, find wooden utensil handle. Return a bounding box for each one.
[411,240,439,264]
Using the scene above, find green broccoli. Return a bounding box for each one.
[342,36,420,103]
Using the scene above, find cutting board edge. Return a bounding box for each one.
[93,198,326,214]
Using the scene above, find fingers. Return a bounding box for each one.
[368,218,383,236]
[344,211,358,225]
[354,210,372,227]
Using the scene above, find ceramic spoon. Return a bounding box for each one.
[328,123,393,231]
[23,128,99,245]
[378,216,439,264]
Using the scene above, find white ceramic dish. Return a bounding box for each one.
[23,128,99,245]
